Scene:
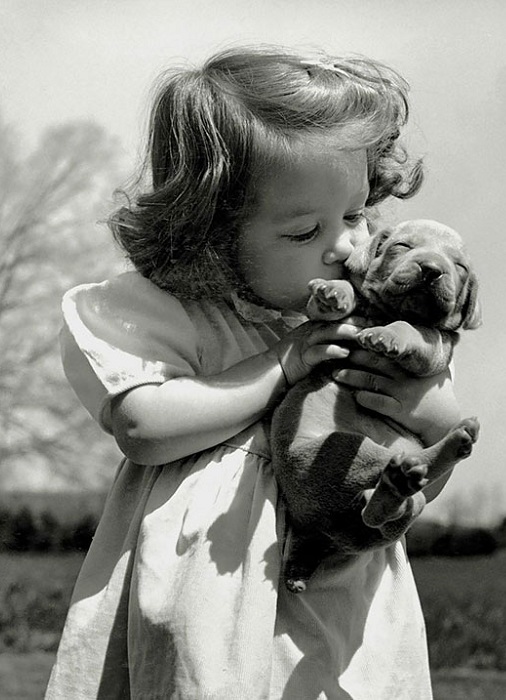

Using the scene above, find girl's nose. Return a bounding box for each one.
[322,230,354,265]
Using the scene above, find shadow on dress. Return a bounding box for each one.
[206,428,280,587]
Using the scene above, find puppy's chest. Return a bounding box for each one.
[348,292,387,327]
[296,373,415,450]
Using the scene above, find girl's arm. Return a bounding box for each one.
[111,321,359,465]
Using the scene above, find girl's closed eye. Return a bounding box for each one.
[344,210,365,225]
[282,225,320,243]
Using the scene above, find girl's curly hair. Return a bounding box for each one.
[109,46,423,299]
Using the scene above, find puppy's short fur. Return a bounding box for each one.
[271,220,481,593]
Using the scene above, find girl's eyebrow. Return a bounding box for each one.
[273,207,318,223]
[272,187,370,223]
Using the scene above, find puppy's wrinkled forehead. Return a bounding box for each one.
[388,219,468,261]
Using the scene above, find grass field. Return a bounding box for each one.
[1,550,506,698]
[0,552,83,655]
[411,551,506,671]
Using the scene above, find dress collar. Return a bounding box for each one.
[229,292,307,329]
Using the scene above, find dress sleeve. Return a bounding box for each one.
[60,272,201,433]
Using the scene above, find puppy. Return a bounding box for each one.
[271,220,481,593]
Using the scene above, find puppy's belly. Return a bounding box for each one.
[285,374,419,454]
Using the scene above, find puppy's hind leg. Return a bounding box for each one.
[362,417,480,528]
[420,417,480,481]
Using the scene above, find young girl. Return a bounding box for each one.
[46,47,460,699]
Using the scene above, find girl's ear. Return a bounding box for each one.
[462,273,483,329]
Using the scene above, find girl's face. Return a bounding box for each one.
[237,134,370,311]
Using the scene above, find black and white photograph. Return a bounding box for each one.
[1,1,505,698]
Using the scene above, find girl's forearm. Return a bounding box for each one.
[111,349,287,465]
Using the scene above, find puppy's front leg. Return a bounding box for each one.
[357,322,457,375]
[306,279,357,321]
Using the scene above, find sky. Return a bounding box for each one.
[1,0,505,523]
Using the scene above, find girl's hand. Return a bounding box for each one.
[273,320,362,386]
[333,349,462,446]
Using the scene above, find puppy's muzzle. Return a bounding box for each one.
[419,260,445,283]
[377,255,464,325]
[387,257,453,296]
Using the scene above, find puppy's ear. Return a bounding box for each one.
[369,227,393,258]
[462,273,482,329]
[346,227,392,275]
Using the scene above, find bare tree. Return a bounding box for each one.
[0,114,126,489]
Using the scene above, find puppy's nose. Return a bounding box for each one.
[420,261,444,282]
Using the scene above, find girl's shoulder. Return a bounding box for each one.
[62,271,204,372]
[63,271,191,324]
[60,272,216,431]
[63,270,232,343]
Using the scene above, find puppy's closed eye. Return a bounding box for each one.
[391,242,412,251]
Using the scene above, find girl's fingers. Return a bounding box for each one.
[354,391,401,417]
[334,368,403,416]
[299,322,361,367]
[303,343,350,366]
[347,349,406,379]
[334,367,390,392]
[307,322,362,344]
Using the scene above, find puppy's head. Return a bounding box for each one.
[347,219,481,330]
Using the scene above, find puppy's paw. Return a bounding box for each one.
[362,454,428,527]
[307,279,355,320]
[382,454,429,497]
[357,326,406,358]
[449,416,480,459]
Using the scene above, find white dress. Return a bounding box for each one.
[45,271,432,700]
